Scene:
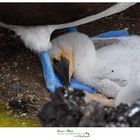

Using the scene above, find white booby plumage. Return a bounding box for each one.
[50,32,140,106]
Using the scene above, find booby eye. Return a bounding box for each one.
[53,59,59,65]
[111,70,114,72]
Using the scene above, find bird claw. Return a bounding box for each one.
[45,76,62,93]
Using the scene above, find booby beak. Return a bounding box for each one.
[50,47,74,88]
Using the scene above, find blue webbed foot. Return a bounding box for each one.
[70,79,96,93]
[39,51,62,92]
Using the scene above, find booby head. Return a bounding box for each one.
[50,32,97,88]
[50,44,74,87]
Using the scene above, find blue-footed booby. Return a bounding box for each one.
[0,3,136,92]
